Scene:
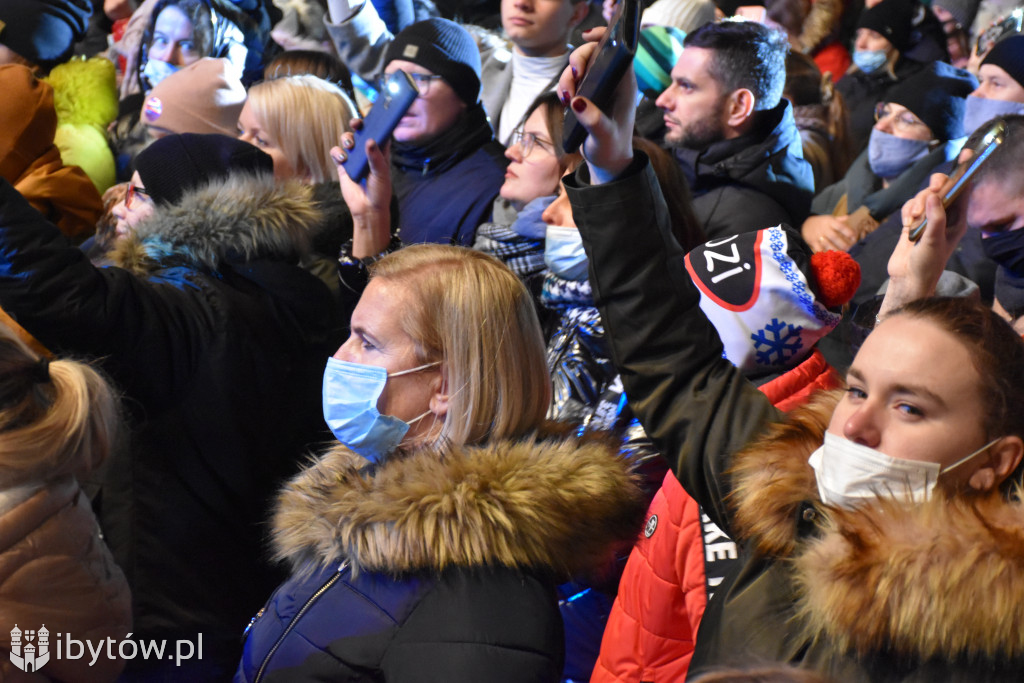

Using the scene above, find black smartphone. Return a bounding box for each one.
[908,120,1006,242]
[562,0,640,154]
[342,70,418,182]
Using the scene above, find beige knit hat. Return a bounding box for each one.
[142,58,246,137]
[641,0,716,33]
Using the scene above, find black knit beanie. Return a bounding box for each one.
[133,133,274,206]
[384,18,481,105]
[713,0,764,16]
[885,61,977,141]
[856,0,915,52]
[982,34,1024,90]
[0,0,91,69]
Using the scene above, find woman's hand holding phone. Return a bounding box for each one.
[332,121,394,259]
[558,26,637,184]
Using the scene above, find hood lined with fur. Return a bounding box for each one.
[272,430,647,580]
[728,391,1024,661]
[108,174,322,276]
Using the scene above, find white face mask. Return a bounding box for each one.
[808,431,999,508]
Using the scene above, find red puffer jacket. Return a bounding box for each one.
[591,349,840,683]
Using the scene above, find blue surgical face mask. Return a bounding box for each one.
[852,49,889,74]
[867,128,931,179]
[322,357,440,462]
[544,225,589,281]
[962,95,1024,137]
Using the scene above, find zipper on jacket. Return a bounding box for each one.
[253,561,349,683]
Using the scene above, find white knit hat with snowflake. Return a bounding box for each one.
[684,225,859,372]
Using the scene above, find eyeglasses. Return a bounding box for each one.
[509,129,556,158]
[378,72,444,97]
[125,184,152,210]
[874,103,930,136]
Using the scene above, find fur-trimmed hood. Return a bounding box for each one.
[729,391,1024,661]
[271,429,647,580]
[108,174,322,276]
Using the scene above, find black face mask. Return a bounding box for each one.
[981,228,1024,277]
[995,267,1024,320]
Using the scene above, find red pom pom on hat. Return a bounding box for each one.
[810,250,861,308]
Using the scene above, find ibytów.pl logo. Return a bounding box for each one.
[10,624,50,673]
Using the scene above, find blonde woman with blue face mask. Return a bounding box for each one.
[557,29,1024,680]
[236,136,647,683]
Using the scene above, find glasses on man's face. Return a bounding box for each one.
[125,184,152,210]
[378,71,444,97]
[509,129,556,158]
[874,103,929,136]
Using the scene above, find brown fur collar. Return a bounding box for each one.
[729,390,1024,659]
[107,174,321,276]
[271,427,647,579]
[728,389,837,557]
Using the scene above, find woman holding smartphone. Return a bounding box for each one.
[558,29,1024,681]
[235,139,646,683]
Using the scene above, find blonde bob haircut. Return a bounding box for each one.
[369,244,551,447]
[245,74,358,184]
[0,334,120,489]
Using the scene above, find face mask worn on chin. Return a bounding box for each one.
[807,431,1000,509]
[867,128,931,180]
[322,357,440,463]
[981,227,1024,276]
[143,58,180,87]
[962,95,1024,137]
[544,225,589,281]
[853,49,889,74]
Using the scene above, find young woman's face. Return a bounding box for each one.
[500,105,564,205]
[334,278,444,443]
[149,5,200,67]
[236,100,302,181]
[827,315,991,483]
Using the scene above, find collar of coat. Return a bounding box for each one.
[271,425,646,581]
[728,389,1024,660]
[107,173,321,276]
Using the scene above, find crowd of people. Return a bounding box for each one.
[0,0,1023,681]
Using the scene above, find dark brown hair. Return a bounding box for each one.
[264,50,357,107]
[635,137,706,251]
[519,91,583,174]
[785,51,855,179]
[893,297,1024,444]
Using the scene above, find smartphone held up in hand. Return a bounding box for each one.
[562,0,640,153]
[908,120,1006,242]
[342,70,419,182]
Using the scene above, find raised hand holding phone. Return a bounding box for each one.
[333,124,394,259]
[562,0,640,154]
[558,26,638,184]
[906,120,1006,242]
[341,70,418,183]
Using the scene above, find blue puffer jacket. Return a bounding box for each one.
[236,430,647,682]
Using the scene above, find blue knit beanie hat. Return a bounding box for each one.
[384,18,481,105]
[0,0,91,69]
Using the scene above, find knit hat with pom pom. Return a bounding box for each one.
[684,225,859,372]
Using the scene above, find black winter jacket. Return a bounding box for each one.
[673,100,814,241]
[0,174,341,673]
[565,156,1024,681]
[235,432,646,682]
